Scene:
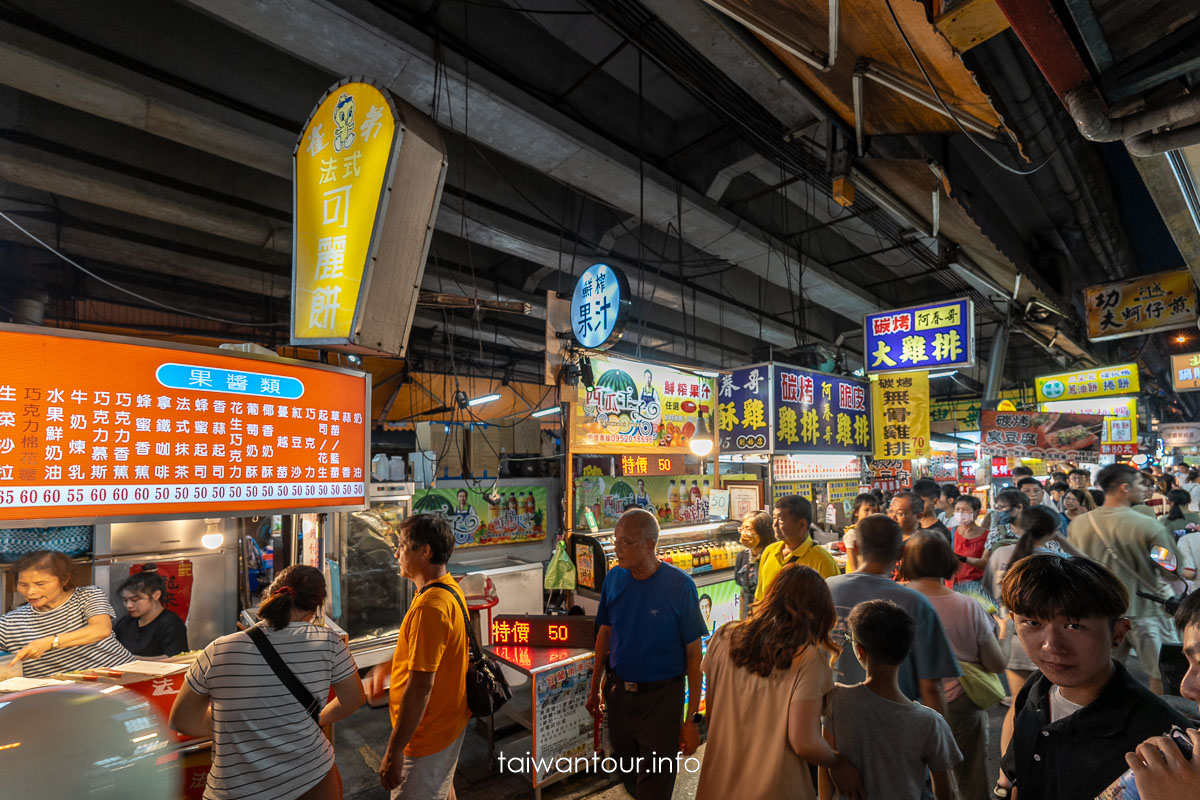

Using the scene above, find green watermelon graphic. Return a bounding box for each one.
[596,369,636,403]
[413,493,454,515]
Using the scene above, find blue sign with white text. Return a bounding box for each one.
[773,364,871,454]
[570,263,631,350]
[863,298,974,374]
[155,363,305,399]
[717,364,772,452]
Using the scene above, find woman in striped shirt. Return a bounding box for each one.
[0,549,133,678]
[170,564,365,800]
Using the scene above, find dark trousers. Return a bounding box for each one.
[603,673,685,800]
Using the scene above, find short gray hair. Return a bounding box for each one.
[616,508,660,544]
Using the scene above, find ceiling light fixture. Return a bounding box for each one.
[689,436,714,457]
[531,406,561,418]
[467,393,501,407]
[928,370,958,379]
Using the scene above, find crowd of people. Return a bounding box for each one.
[599,461,1200,800]
[4,461,1200,800]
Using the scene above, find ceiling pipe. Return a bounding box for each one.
[993,0,1200,157]
[1066,81,1200,157]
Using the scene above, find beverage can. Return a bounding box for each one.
[1095,727,1194,800]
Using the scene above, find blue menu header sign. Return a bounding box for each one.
[718,364,772,452]
[773,364,871,455]
[570,263,631,350]
[863,298,974,374]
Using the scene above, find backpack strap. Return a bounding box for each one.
[247,626,322,727]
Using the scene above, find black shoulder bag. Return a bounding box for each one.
[422,582,512,717]
[247,625,322,728]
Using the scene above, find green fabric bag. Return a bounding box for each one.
[958,660,1006,709]
[544,540,577,590]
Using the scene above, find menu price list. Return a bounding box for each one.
[0,481,366,510]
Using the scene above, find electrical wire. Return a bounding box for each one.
[0,209,286,328]
[881,0,1055,177]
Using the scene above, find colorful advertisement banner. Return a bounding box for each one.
[717,364,771,453]
[0,327,368,524]
[1034,363,1139,402]
[1170,353,1200,392]
[572,474,713,530]
[980,410,1105,463]
[293,81,397,343]
[864,299,974,374]
[1160,423,1200,448]
[412,486,547,548]
[1037,396,1139,456]
[1083,269,1197,342]
[871,372,931,459]
[773,364,871,454]
[571,355,715,453]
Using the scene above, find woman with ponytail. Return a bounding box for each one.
[170,565,366,800]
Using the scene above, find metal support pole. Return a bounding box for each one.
[983,319,1009,403]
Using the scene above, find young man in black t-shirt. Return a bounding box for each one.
[999,554,1188,800]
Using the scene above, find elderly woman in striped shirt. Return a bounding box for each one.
[0,549,133,677]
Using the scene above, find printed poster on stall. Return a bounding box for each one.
[717,364,771,453]
[571,355,715,453]
[412,486,547,547]
[573,475,711,530]
[1036,364,1139,455]
[871,372,931,460]
[532,656,596,785]
[864,299,974,374]
[1083,269,1197,342]
[773,364,870,455]
[980,410,1105,463]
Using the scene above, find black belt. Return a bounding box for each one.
[607,669,683,693]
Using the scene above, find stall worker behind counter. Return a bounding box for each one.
[756,495,839,603]
[114,568,189,657]
[0,550,133,677]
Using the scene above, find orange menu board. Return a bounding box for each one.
[0,327,369,523]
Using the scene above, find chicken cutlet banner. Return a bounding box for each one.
[979,410,1105,463]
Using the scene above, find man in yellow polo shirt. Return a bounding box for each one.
[755,495,840,603]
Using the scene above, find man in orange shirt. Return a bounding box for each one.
[366,514,469,799]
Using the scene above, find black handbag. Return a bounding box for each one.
[423,582,512,717]
[246,625,323,728]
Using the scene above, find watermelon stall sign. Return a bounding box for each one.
[572,355,715,453]
[412,486,547,547]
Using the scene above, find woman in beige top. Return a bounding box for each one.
[696,564,863,800]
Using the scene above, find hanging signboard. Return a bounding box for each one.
[1170,353,1200,392]
[871,372,931,460]
[569,263,632,350]
[863,298,974,374]
[292,78,447,355]
[931,389,1032,431]
[411,486,547,548]
[1083,269,1198,342]
[0,326,369,524]
[1160,423,1200,449]
[717,364,771,453]
[773,364,871,455]
[1034,363,1139,402]
[571,355,715,453]
[979,410,1105,463]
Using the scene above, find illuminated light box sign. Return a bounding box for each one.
[0,326,369,524]
[1171,353,1200,392]
[864,299,974,374]
[489,615,595,648]
[772,454,862,481]
[616,454,683,477]
[1034,363,1139,402]
[1083,270,1197,342]
[570,263,631,350]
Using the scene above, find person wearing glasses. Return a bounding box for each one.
[586,508,707,800]
[735,510,773,617]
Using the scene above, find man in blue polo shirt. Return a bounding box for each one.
[586,508,707,800]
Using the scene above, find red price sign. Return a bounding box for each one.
[490,615,595,648]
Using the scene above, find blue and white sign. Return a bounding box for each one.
[863,298,974,374]
[570,263,631,350]
[718,364,772,453]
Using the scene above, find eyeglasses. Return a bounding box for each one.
[612,537,644,549]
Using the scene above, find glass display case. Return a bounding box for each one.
[571,521,739,594]
[328,482,415,666]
